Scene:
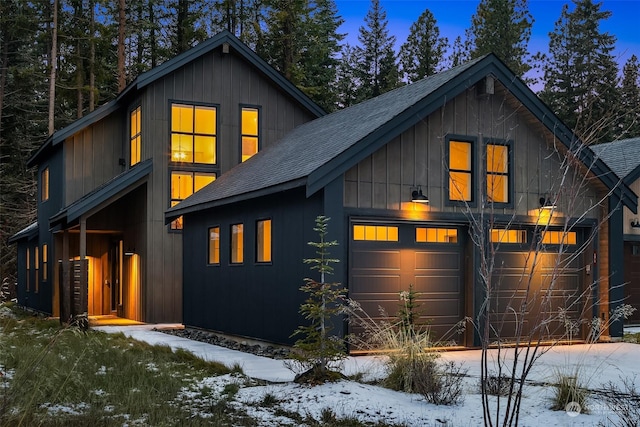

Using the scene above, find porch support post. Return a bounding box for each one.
[79,216,88,316]
[608,195,624,339]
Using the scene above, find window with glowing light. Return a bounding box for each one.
[486,142,511,204]
[41,167,49,202]
[231,223,244,264]
[34,246,39,293]
[171,103,216,164]
[170,171,216,230]
[256,219,271,263]
[130,106,141,166]
[541,231,577,245]
[241,107,259,162]
[353,225,399,241]
[491,229,527,244]
[26,247,30,292]
[416,228,458,243]
[448,138,474,202]
[42,243,48,282]
[208,226,220,264]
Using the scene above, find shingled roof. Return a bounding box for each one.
[166,54,638,221]
[591,137,640,183]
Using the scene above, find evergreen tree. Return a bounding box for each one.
[335,43,359,109]
[354,0,400,101]
[619,55,640,139]
[467,0,534,78]
[399,9,448,83]
[540,0,620,143]
[448,35,470,68]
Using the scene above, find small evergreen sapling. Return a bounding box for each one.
[290,216,347,384]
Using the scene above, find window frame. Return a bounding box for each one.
[485,138,513,208]
[208,226,221,265]
[230,223,244,264]
[239,104,261,163]
[169,170,216,231]
[256,218,272,264]
[42,243,48,282]
[41,166,50,202]
[445,135,476,207]
[169,100,219,166]
[130,105,142,166]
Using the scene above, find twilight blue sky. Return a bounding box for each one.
[334,0,640,78]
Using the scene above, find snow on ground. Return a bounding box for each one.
[95,324,640,426]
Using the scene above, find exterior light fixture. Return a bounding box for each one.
[631,218,640,228]
[411,186,429,203]
[539,196,556,210]
[124,247,135,256]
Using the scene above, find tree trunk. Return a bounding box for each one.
[48,0,58,136]
[89,0,95,112]
[117,0,126,92]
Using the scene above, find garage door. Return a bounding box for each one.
[490,228,585,340]
[349,223,465,345]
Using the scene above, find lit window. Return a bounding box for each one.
[353,225,399,241]
[416,228,458,243]
[231,223,244,263]
[449,140,473,201]
[42,243,48,281]
[208,227,220,264]
[34,246,39,293]
[491,229,527,243]
[171,103,216,164]
[130,106,141,166]
[257,219,271,263]
[487,143,510,203]
[241,107,259,162]
[541,231,577,245]
[170,171,216,230]
[42,167,50,202]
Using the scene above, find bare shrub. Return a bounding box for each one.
[550,371,589,413]
[600,377,640,427]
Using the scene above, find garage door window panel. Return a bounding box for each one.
[416,227,458,243]
[353,225,398,242]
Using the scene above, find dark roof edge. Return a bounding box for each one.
[136,30,326,118]
[7,222,39,244]
[165,177,307,223]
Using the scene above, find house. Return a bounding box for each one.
[8,31,325,324]
[167,54,637,347]
[592,136,640,324]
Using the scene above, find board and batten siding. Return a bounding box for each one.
[141,45,319,323]
[343,82,600,220]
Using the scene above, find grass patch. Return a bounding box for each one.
[623,331,640,344]
[0,306,249,426]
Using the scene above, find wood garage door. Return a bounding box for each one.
[623,243,640,324]
[349,223,465,345]
[489,228,585,341]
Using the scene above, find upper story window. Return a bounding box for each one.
[130,106,141,166]
[486,141,511,204]
[41,167,50,202]
[256,219,271,263]
[170,171,216,230]
[171,103,216,164]
[208,226,220,265]
[448,137,474,202]
[241,107,259,162]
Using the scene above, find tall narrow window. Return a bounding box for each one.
[42,243,48,281]
[231,224,244,264]
[241,107,259,162]
[487,142,510,203]
[208,226,220,264]
[170,171,216,230]
[130,106,141,166]
[34,246,39,293]
[41,167,49,202]
[171,103,216,164]
[256,219,271,263]
[26,247,30,292]
[448,139,473,202]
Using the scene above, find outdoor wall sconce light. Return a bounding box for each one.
[539,196,556,210]
[411,186,429,203]
[631,218,640,228]
[124,247,135,256]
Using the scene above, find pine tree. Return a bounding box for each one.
[354,0,400,101]
[448,35,470,68]
[540,0,620,143]
[399,8,448,83]
[467,0,533,78]
[619,55,640,139]
[335,43,359,109]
